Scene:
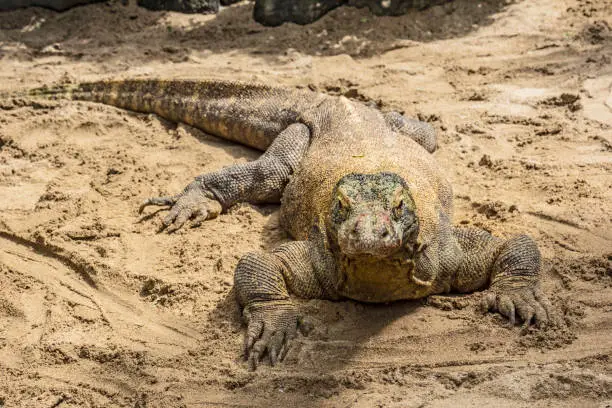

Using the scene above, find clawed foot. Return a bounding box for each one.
[139,181,222,233]
[481,285,553,327]
[242,301,309,371]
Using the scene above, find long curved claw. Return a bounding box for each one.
[243,319,263,359]
[268,331,286,366]
[483,285,551,328]
[166,207,195,233]
[139,181,222,233]
[139,196,177,214]
[248,328,273,371]
[242,302,303,371]
[190,205,211,228]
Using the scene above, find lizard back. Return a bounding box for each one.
[281,96,452,246]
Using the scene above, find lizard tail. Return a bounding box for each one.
[20,79,317,151]
[27,83,81,98]
[1,82,107,105]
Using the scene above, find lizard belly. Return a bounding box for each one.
[337,257,431,303]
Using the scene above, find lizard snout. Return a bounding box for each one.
[342,212,402,257]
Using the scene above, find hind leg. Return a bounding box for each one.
[385,111,437,153]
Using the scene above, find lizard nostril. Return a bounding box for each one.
[380,224,392,240]
[352,219,362,234]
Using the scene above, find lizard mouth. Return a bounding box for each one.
[340,241,402,258]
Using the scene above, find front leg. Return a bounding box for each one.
[452,228,552,326]
[140,123,310,232]
[234,239,337,370]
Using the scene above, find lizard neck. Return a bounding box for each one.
[329,239,433,302]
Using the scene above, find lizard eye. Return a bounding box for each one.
[335,191,351,220]
[393,200,404,218]
[337,190,351,209]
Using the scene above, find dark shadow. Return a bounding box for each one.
[0,0,514,63]
[135,206,167,223]
[95,105,261,160]
[210,283,425,406]
[177,118,260,161]
[189,212,423,406]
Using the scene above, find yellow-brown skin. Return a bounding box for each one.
[280,97,457,302]
[31,79,322,151]
[29,79,551,370]
[36,80,454,295]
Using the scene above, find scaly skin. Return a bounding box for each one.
[29,79,552,370]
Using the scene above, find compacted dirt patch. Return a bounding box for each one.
[0,0,611,406]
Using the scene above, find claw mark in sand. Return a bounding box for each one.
[526,211,587,230]
[0,229,98,288]
[0,229,200,351]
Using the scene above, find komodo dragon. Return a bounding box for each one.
[29,79,552,369]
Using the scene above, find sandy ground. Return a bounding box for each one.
[0,0,611,406]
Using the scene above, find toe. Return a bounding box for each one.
[533,302,548,327]
[139,196,176,213]
[278,324,297,362]
[497,295,516,326]
[528,288,549,326]
[247,350,260,371]
[162,206,180,227]
[190,205,210,228]
[534,288,554,323]
[243,320,263,359]
[166,207,194,233]
[515,291,537,327]
[481,292,497,313]
[268,331,285,366]
[248,328,273,371]
[518,304,535,328]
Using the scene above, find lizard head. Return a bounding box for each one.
[327,172,419,258]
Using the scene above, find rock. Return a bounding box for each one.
[0,0,103,11]
[138,0,219,13]
[0,0,451,21]
[347,0,451,16]
[254,0,344,27]
[0,0,220,12]
[253,0,452,26]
